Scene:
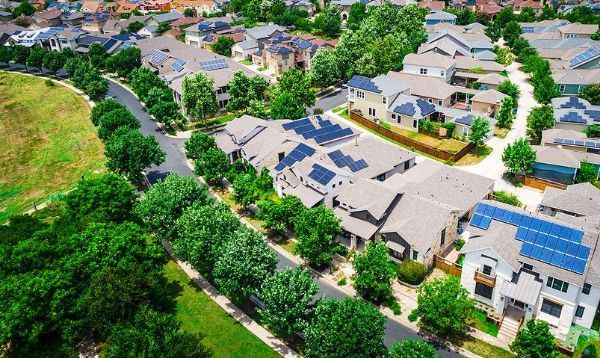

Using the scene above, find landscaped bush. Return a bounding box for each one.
[455,238,465,251]
[441,122,456,136]
[396,259,426,285]
[493,190,522,207]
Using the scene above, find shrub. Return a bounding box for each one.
[441,122,456,136]
[455,238,465,250]
[493,190,522,207]
[397,259,426,285]
[337,278,347,286]
[472,81,481,90]
[387,299,402,315]
[45,79,54,87]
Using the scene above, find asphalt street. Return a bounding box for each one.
[313,88,346,113]
[107,80,463,357]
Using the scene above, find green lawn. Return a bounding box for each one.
[0,72,105,223]
[164,261,279,358]
[460,337,514,358]
[467,309,499,337]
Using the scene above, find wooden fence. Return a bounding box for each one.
[434,255,462,277]
[519,175,568,191]
[349,111,474,162]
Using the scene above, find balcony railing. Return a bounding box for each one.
[474,269,496,287]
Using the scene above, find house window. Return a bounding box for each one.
[578,86,583,93]
[278,152,285,161]
[482,265,492,275]
[376,174,385,181]
[462,126,468,136]
[547,277,569,293]
[412,119,418,128]
[441,70,445,77]
[368,108,376,117]
[583,283,592,295]
[357,91,365,99]
[441,229,446,246]
[541,299,563,318]
[575,305,585,318]
[391,113,397,120]
[559,85,566,92]
[420,68,428,75]
[428,98,433,103]
[438,100,443,105]
[412,250,419,260]
[404,161,410,170]
[523,263,534,271]
[383,97,387,104]
[475,282,494,299]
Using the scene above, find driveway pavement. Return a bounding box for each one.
[313,88,347,113]
[458,62,544,210]
[105,80,464,357]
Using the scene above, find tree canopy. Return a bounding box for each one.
[182,73,219,122]
[294,205,341,267]
[313,6,342,37]
[526,105,555,143]
[581,83,600,105]
[211,36,236,57]
[509,319,559,358]
[469,116,490,151]
[352,242,396,304]
[389,339,439,358]
[184,131,216,160]
[502,138,537,175]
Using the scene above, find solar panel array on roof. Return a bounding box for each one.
[148,49,169,65]
[560,96,587,109]
[171,58,187,72]
[199,58,228,71]
[346,75,382,94]
[570,46,600,68]
[416,98,436,116]
[560,112,587,123]
[282,118,354,144]
[455,114,474,126]
[102,38,117,50]
[308,163,336,185]
[328,150,369,172]
[273,143,316,172]
[585,109,600,121]
[469,203,590,275]
[553,138,600,149]
[394,103,416,117]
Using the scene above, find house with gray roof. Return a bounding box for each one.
[425,10,457,25]
[551,96,600,131]
[532,145,600,185]
[146,11,183,27]
[243,24,285,48]
[402,53,456,83]
[460,199,600,340]
[539,183,600,218]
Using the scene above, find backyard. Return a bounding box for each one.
[0,72,105,223]
[164,260,279,358]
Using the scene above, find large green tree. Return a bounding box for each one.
[269,91,307,119]
[526,105,555,143]
[26,47,45,71]
[575,162,598,184]
[182,73,219,122]
[294,205,341,267]
[104,127,166,183]
[498,80,520,106]
[135,173,209,240]
[496,96,515,129]
[232,173,259,210]
[389,339,439,358]
[88,42,108,68]
[408,276,474,337]
[184,131,216,160]
[211,36,236,57]
[91,99,126,126]
[509,319,559,358]
[352,242,396,304]
[149,101,181,125]
[194,147,230,184]
[304,298,387,358]
[277,67,316,109]
[502,138,537,175]
[42,50,65,76]
[313,6,341,37]
[105,47,141,78]
[469,116,491,152]
[130,68,167,99]
[581,83,600,105]
[308,49,341,88]
[98,107,141,140]
[347,2,367,30]
[226,71,269,112]
[259,267,318,336]
[213,226,278,299]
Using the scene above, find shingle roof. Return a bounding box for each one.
[403,53,456,69]
[541,183,600,217]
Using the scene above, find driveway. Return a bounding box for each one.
[312,88,347,113]
[458,62,544,210]
[106,80,464,357]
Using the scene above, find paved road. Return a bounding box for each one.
[313,88,346,113]
[106,80,463,357]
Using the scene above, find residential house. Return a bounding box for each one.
[331,0,360,21]
[145,11,184,28]
[460,200,600,340]
[476,72,507,90]
[172,0,219,15]
[184,17,232,47]
[7,27,63,49]
[551,96,600,132]
[0,11,13,23]
[32,9,63,27]
[81,11,111,32]
[421,29,494,57]
[138,0,171,12]
[286,0,316,15]
[558,22,599,39]
[425,11,457,26]
[541,128,600,154]
[419,0,445,11]
[80,0,105,13]
[553,69,600,96]
[0,24,25,45]
[508,0,543,14]
[61,12,85,27]
[76,33,123,55]
[200,29,244,49]
[532,145,600,184]
[167,16,201,37]
[470,89,506,116]
[402,53,456,83]
[539,183,600,218]
[475,1,502,18]
[48,27,88,52]
[243,24,285,49]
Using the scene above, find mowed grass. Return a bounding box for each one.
[0,72,104,222]
[163,261,279,358]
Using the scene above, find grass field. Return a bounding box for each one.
[0,72,105,223]
[163,261,279,358]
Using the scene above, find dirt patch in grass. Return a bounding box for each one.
[387,126,467,154]
[0,72,104,223]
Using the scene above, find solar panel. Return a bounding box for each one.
[328,150,344,161]
[148,49,169,65]
[273,143,316,172]
[483,204,496,217]
[564,139,575,145]
[520,242,533,256]
[535,233,548,247]
[282,118,311,130]
[540,248,554,263]
[560,112,587,124]
[470,213,483,227]
[475,203,486,215]
[570,47,600,67]
[530,245,543,259]
[555,239,568,253]
[553,138,563,144]
[550,224,562,237]
[416,98,436,116]
[539,220,552,234]
[314,128,354,144]
[573,259,586,274]
[520,215,532,228]
[308,164,336,185]
[551,251,564,266]
[530,218,542,231]
[346,75,382,94]
[199,58,228,71]
[525,230,537,243]
[480,216,492,229]
[545,236,558,250]
[516,227,528,241]
[560,96,587,109]
[566,242,579,256]
[577,245,590,259]
[394,103,416,117]
[562,255,576,270]
[510,212,522,225]
[501,209,513,223]
[303,124,341,139]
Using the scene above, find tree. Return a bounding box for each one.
[516,7,536,22]
[309,49,340,88]
[104,127,166,182]
[294,205,341,267]
[446,8,476,25]
[213,226,278,299]
[226,71,269,112]
[173,202,241,276]
[105,307,211,358]
[91,99,126,126]
[502,138,537,175]
[184,131,216,160]
[352,242,395,304]
[130,68,167,99]
[503,21,522,47]
[485,23,502,42]
[408,276,474,337]
[98,107,141,140]
[511,37,531,57]
[26,47,45,71]
[259,268,318,336]
[248,99,267,118]
[538,6,558,21]
[211,36,236,57]
[194,147,230,184]
[526,105,555,143]
[10,44,29,69]
[149,101,181,124]
[494,46,513,66]
[313,6,341,37]
[533,74,560,104]
[182,73,219,122]
[88,42,108,68]
[12,1,35,17]
[584,124,600,138]
[85,78,110,101]
[496,96,515,129]
[347,2,366,30]
[509,319,559,358]
[183,8,195,17]
[389,339,439,358]
[157,22,171,34]
[469,116,490,152]
[0,46,12,67]
[42,50,65,76]
[232,173,259,210]
[498,80,520,106]
[278,67,316,108]
[105,47,141,78]
[144,86,173,109]
[304,298,387,358]
[494,7,515,27]
[135,173,209,239]
[128,21,144,33]
[269,91,307,119]
[66,173,137,225]
[576,162,598,184]
[581,83,600,105]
